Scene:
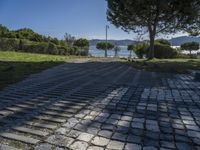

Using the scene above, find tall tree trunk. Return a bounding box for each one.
[148,32,155,59]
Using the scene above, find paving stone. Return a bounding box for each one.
[131,122,144,129]
[91,136,110,146]
[127,134,142,144]
[118,120,130,128]
[187,130,200,139]
[67,130,82,138]
[35,143,52,150]
[55,127,70,135]
[13,126,49,136]
[0,144,20,150]
[77,132,94,142]
[0,132,40,144]
[143,146,158,150]
[125,143,142,150]
[176,142,194,150]
[160,141,176,149]
[46,135,74,147]
[70,141,88,150]
[107,140,125,150]
[112,132,127,141]
[98,130,113,138]
[87,146,104,150]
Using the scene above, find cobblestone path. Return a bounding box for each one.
[0,61,200,150]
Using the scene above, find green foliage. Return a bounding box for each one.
[155,39,171,46]
[181,42,199,52]
[128,43,148,58]
[64,33,76,47]
[0,38,19,51]
[0,24,9,36]
[73,38,89,49]
[96,42,114,50]
[150,44,178,59]
[127,45,134,51]
[0,25,89,56]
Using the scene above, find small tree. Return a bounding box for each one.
[64,33,76,47]
[73,38,89,49]
[127,45,134,58]
[96,42,114,57]
[134,43,149,58]
[181,42,199,55]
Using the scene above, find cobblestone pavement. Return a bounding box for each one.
[0,60,200,150]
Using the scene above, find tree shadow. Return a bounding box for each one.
[0,61,65,90]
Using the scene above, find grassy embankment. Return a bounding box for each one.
[122,58,200,74]
[0,51,84,89]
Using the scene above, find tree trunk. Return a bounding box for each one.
[105,50,107,57]
[130,51,132,58]
[148,33,155,59]
[115,50,117,57]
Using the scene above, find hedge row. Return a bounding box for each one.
[0,38,88,56]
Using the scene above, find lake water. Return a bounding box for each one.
[89,46,136,58]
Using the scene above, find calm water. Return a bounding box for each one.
[89,46,136,58]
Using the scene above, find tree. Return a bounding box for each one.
[127,44,134,58]
[181,42,199,55]
[107,0,200,59]
[114,45,121,57]
[73,38,89,49]
[0,24,9,36]
[96,42,114,57]
[64,33,75,47]
[132,43,148,58]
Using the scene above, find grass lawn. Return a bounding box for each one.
[122,58,200,74]
[0,51,84,89]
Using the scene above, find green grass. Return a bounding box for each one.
[122,58,200,74]
[0,51,84,89]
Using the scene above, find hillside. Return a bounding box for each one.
[170,36,200,46]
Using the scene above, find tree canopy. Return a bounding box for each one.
[73,38,89,49]
[107,0,200,58]
[96,42,114,50]
[181,42,199,54]
[96,42,114,57]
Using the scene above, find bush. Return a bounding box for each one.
[23,42,48,53]
[176,53,197,59]
[148,44,178,59]
[45,42,58,55]
[0,38,19,51]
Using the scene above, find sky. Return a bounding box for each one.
[0,0,187,40]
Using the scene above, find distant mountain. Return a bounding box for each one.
[90,36,200,46]
[89,39,136,46]
[170,36,200,46]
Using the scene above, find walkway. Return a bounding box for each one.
[0,60,200,150]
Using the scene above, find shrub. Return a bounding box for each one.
[73,38,89,49]
[0,38,19,51]
[128,43,148,58]
[147,44,177,59]
[45,42,58,55]
[23,42,48,53]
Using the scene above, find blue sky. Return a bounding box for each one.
[0,0,186,40]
